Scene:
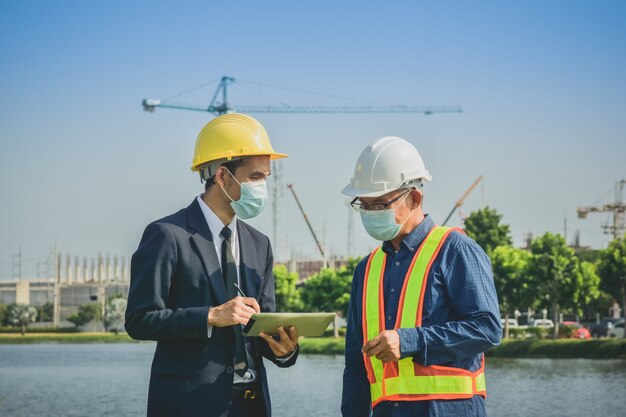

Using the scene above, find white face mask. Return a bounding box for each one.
[360,192,413,241]
[220,169,268,219]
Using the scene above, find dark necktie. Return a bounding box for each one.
[220,226,248,377]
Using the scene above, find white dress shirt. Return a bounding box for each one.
[196,196,292,383]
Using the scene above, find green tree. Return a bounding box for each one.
[37,302,54,322]
[598,233,626,338]
[7,304,38,335]
[464,207,512,255]
[105,297,127,334]
[578,261,601,317]
[273,264,303,312]
[526,233,593,339]
[67,303,102,328]
[300,263,354,337]
[575,249,603,264]
[0,304,8,326]
[491,246,531,338]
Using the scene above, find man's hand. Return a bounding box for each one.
[362,330,401,363]
[259,326,298,357]
[207,297,260,327]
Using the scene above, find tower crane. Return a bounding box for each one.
[142,75,463,260]
[142,76,463,116]
[577,179,626,240]
[442,176,484,226]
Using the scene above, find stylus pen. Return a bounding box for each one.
[233,282,247,298]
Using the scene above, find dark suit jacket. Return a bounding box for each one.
[125,198,298,417]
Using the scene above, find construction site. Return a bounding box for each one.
[2,76,625,327]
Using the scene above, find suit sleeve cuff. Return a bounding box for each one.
[275,344,298,362]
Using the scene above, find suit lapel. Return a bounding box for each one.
[237,222,262,300]
[187,199,228,306]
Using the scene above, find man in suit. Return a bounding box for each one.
[125,113,299,417]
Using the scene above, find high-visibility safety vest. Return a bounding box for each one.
[362,226,486,408]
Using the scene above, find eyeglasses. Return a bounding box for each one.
[350,189,412,212]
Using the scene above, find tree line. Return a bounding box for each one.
[275,207,626,340]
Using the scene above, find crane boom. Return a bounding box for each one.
[142,100,462,115]
[442,175,484,226]
[287,184,325,259]
[142,75,462,116]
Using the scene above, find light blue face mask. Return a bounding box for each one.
[359,193,412,241]
[221,169,268,219]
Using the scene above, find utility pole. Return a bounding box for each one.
[53,244,61,328]
[347,208,355,258]
[271,160,283,261]
[577,179,626,241]
[12,248,22,280]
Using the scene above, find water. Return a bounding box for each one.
[0,343,624,417]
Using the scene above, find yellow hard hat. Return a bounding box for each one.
[191,113,288,174]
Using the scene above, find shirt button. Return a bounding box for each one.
[226,366,233,374]
[395,261,400,266]
[391,288,395,293]
[387,315,392,321]
[394,402,399,407]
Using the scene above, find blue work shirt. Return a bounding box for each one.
[341,215,502,417]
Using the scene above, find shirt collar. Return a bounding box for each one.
[382,214,435,255]
[196,195,237,240]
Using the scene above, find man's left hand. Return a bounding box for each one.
[259,326,298,357]
[362,330,401,363]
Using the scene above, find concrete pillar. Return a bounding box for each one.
[121,257,128,282]
[105,254,111,283]
[15,280,30,305]
[97,253,103,284]
[66,254,71,284]
[113,255,119,282]
[90,258,96,283]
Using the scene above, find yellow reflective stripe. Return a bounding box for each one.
[475,372,486,392]
[370,381,383,401]
[365,248,385,383]
[397,357,414,382]
[385,374,474,396]
[398,226,450,378]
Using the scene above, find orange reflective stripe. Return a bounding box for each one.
[362,248,386,387]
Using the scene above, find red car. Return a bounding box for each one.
[560,321,592,339]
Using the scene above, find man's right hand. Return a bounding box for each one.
[207,297,260,327]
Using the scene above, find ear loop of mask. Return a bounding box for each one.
[219,168,239,202]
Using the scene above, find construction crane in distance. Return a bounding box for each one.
[577,179,626,240]
[442,176,484,226]
[287,184,326,262]
[142,75,463,116]
[142,75,463,261]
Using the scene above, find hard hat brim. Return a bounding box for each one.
[340,179,427,199]
[191,151,288,172]
[340,184,398,198]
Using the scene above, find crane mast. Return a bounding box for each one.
[577,179,626,240]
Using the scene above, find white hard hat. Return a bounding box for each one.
[341,136,432,198]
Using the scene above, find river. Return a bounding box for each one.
[0,343,624,416]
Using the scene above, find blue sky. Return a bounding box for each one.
[1,1,625,279]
